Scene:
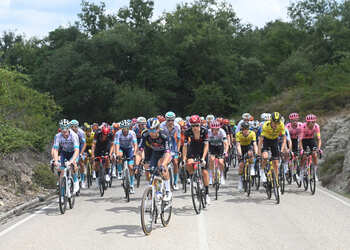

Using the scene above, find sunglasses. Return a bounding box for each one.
[166,119,175,122]
[191,124,200,127]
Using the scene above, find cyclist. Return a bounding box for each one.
[299,114,322,181]
[91,125,114,187]
[236,113,252,134]
[133,117,147,183]
[206,114,215,125]
[52,119,80,194]
[258,112,286,185]
[139,118,173,201]
[279,117,292,176]
[114,120,138,194]
[236,121,258,192]
[70,120,87,188]
[84,125,95,182]
[286,113,303,154]
[160,111,181,190]
[182,115,210,204]
[208,120,229,185]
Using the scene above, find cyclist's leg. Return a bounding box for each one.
[270,139,280,178]
[116,148,123,178]
[208,154,215,184]
[123,147,135,188]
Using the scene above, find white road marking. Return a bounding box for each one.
[319,189,350,208]
[0,204,52,237]
[198,213,209,250]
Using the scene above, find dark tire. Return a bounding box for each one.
[254,161,260,191]
[68,178,75,209]
[99,167,105,197]
[247,166,251,197]
[295,161,302,188]
[303,170,309,191]
[160,198,172,227]
[123,166,130,202]
[286,167,292,185]
[168,165,174,191]
[265,171,272,199]
[87,162,92,188]
[215,170,220,200]
[279,165,285,195]
[272,171,280,204]
[310,165,316,195]
[191,175,202,214]
[140,186,153,235]
[59,177,67,214]
[136,166,141,188]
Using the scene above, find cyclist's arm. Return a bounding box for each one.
[236,142,242,156]
[223,139,228,155]
[91,140,96,158]
[281,135,287,153]
[258,136,263,155]
[202,142,209,161]
[182,144,187,162]
[317,135,322,150]
[71,148,79,164]
[253,141,258,155]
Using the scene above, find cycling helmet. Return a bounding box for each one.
[210,120,221,129]
[174,117,182,124]
[189,115,201,124]
[165,111,176,120]
[120,120,131,128]
[248,120,254,128]
[242,113,251,120]
[289,113,299,120]
[59,119,70,130]
[185,116,190,121]
[229,119,235,126]
[249,116,254,121]
[271,112,281,123]
[260,113,266,121]
[281,116,285,124]
[241,122,250,130]
[70,119,79,127]
[101,126,110,135]
[265,113,271,121]
[306,114,317,122]
[112,122,120,129]
[178,120,185,128]
[157,115,166,123]
[200,116,205,121]
[206,114,215,121]
[147,118,160,129]
[137,116,147,124]
[253,120,260,129]
[222,119,229,126]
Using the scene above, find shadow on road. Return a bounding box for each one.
[224,196,278,206]
[96,224,145,238]
[173,205,196,216]
[106,206,140,215]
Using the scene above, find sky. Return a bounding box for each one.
[0,0,292,38]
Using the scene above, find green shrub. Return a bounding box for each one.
[32,164,57,189]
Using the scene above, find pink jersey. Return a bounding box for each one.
[299,122,321,140]
[286,122,303,139]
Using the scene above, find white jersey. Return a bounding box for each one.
[208,128,227,147]
[53,130,80,152]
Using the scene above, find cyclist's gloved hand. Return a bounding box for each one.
[224,152,228,158]
[300,150,304,156]
[200,159,206,166]
[318,149,323,158]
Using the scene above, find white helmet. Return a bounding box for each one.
[174,117,182,124]
[260,113,266,120]
[137,116,146,124]
[242,113,251,120]
[206,114,215,121]
[265,113,271,121]
[280,116,285,124]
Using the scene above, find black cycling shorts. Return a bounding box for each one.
[187,143,205,160]
[262,137,279,159]
[302,138,317,151]
[209,145,224,158]
[291,139,298,153]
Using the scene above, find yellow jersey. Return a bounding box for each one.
[85,132,95,147]
[261,121,285,140]
[236,131,256,146]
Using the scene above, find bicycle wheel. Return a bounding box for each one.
[303,169,309,191]
[191,174,202,214]
[265,172,272,199]
[180,167,187,193]
[59,177,67,214]
[294,161,302,188]
[99,166,105,197]
[140,186,153,235]
[124,166,130,202]
[271,171,280,204]
[310,164,316,195]
[246,165,251,197]
[161,195,172,227]
[215,169,220,200]
[136,166,141,188]
[279,164,285,195]
[168,164,174,191]
[254,162,260,191]
[68,177,75,209]
[87,161,92,188]
[286,166,292,185]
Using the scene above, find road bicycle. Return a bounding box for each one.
[140,166,172,235]
[58,161,75,214]
[241,154,252,197]
[263,153,280,204]
[190,159,207,214]
[95,155,109,197]
[301,148,321,195]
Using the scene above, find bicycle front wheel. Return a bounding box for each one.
[99,167,105,197]
[191,175,202,214]
[124,166,130,202]
[310,165,316,195]
[161,196,172,227]
[59,177,67,214]
[272,171,280,204]
[279,164,285,195]
[246,165,251,197]
[140,186,154,235]
[68,177,75,209]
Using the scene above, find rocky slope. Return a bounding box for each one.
[0,149,52,214]
[319,111,350,194]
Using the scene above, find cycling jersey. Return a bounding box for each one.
[139,130,170,152]
[261,121,285,140]
[132,124,145,143]
[286,122,303,139]
[85,132,95,147]
[184,126,208,160]
[75,127,86,145]
[53,130,80,152]
[236,130,256,146]
[299,123,321,140]
[114,130,137,148]
[160,121,181,142]
[94,130,114,156]
[208,128,227,147]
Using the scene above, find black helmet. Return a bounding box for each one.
[241,122,250,130]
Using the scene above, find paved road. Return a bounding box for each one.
[1,169,350,250]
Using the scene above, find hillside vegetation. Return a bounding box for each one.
[1,0,350,122]
[0,68,60,154]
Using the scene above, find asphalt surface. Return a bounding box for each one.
[0,168,350,250]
